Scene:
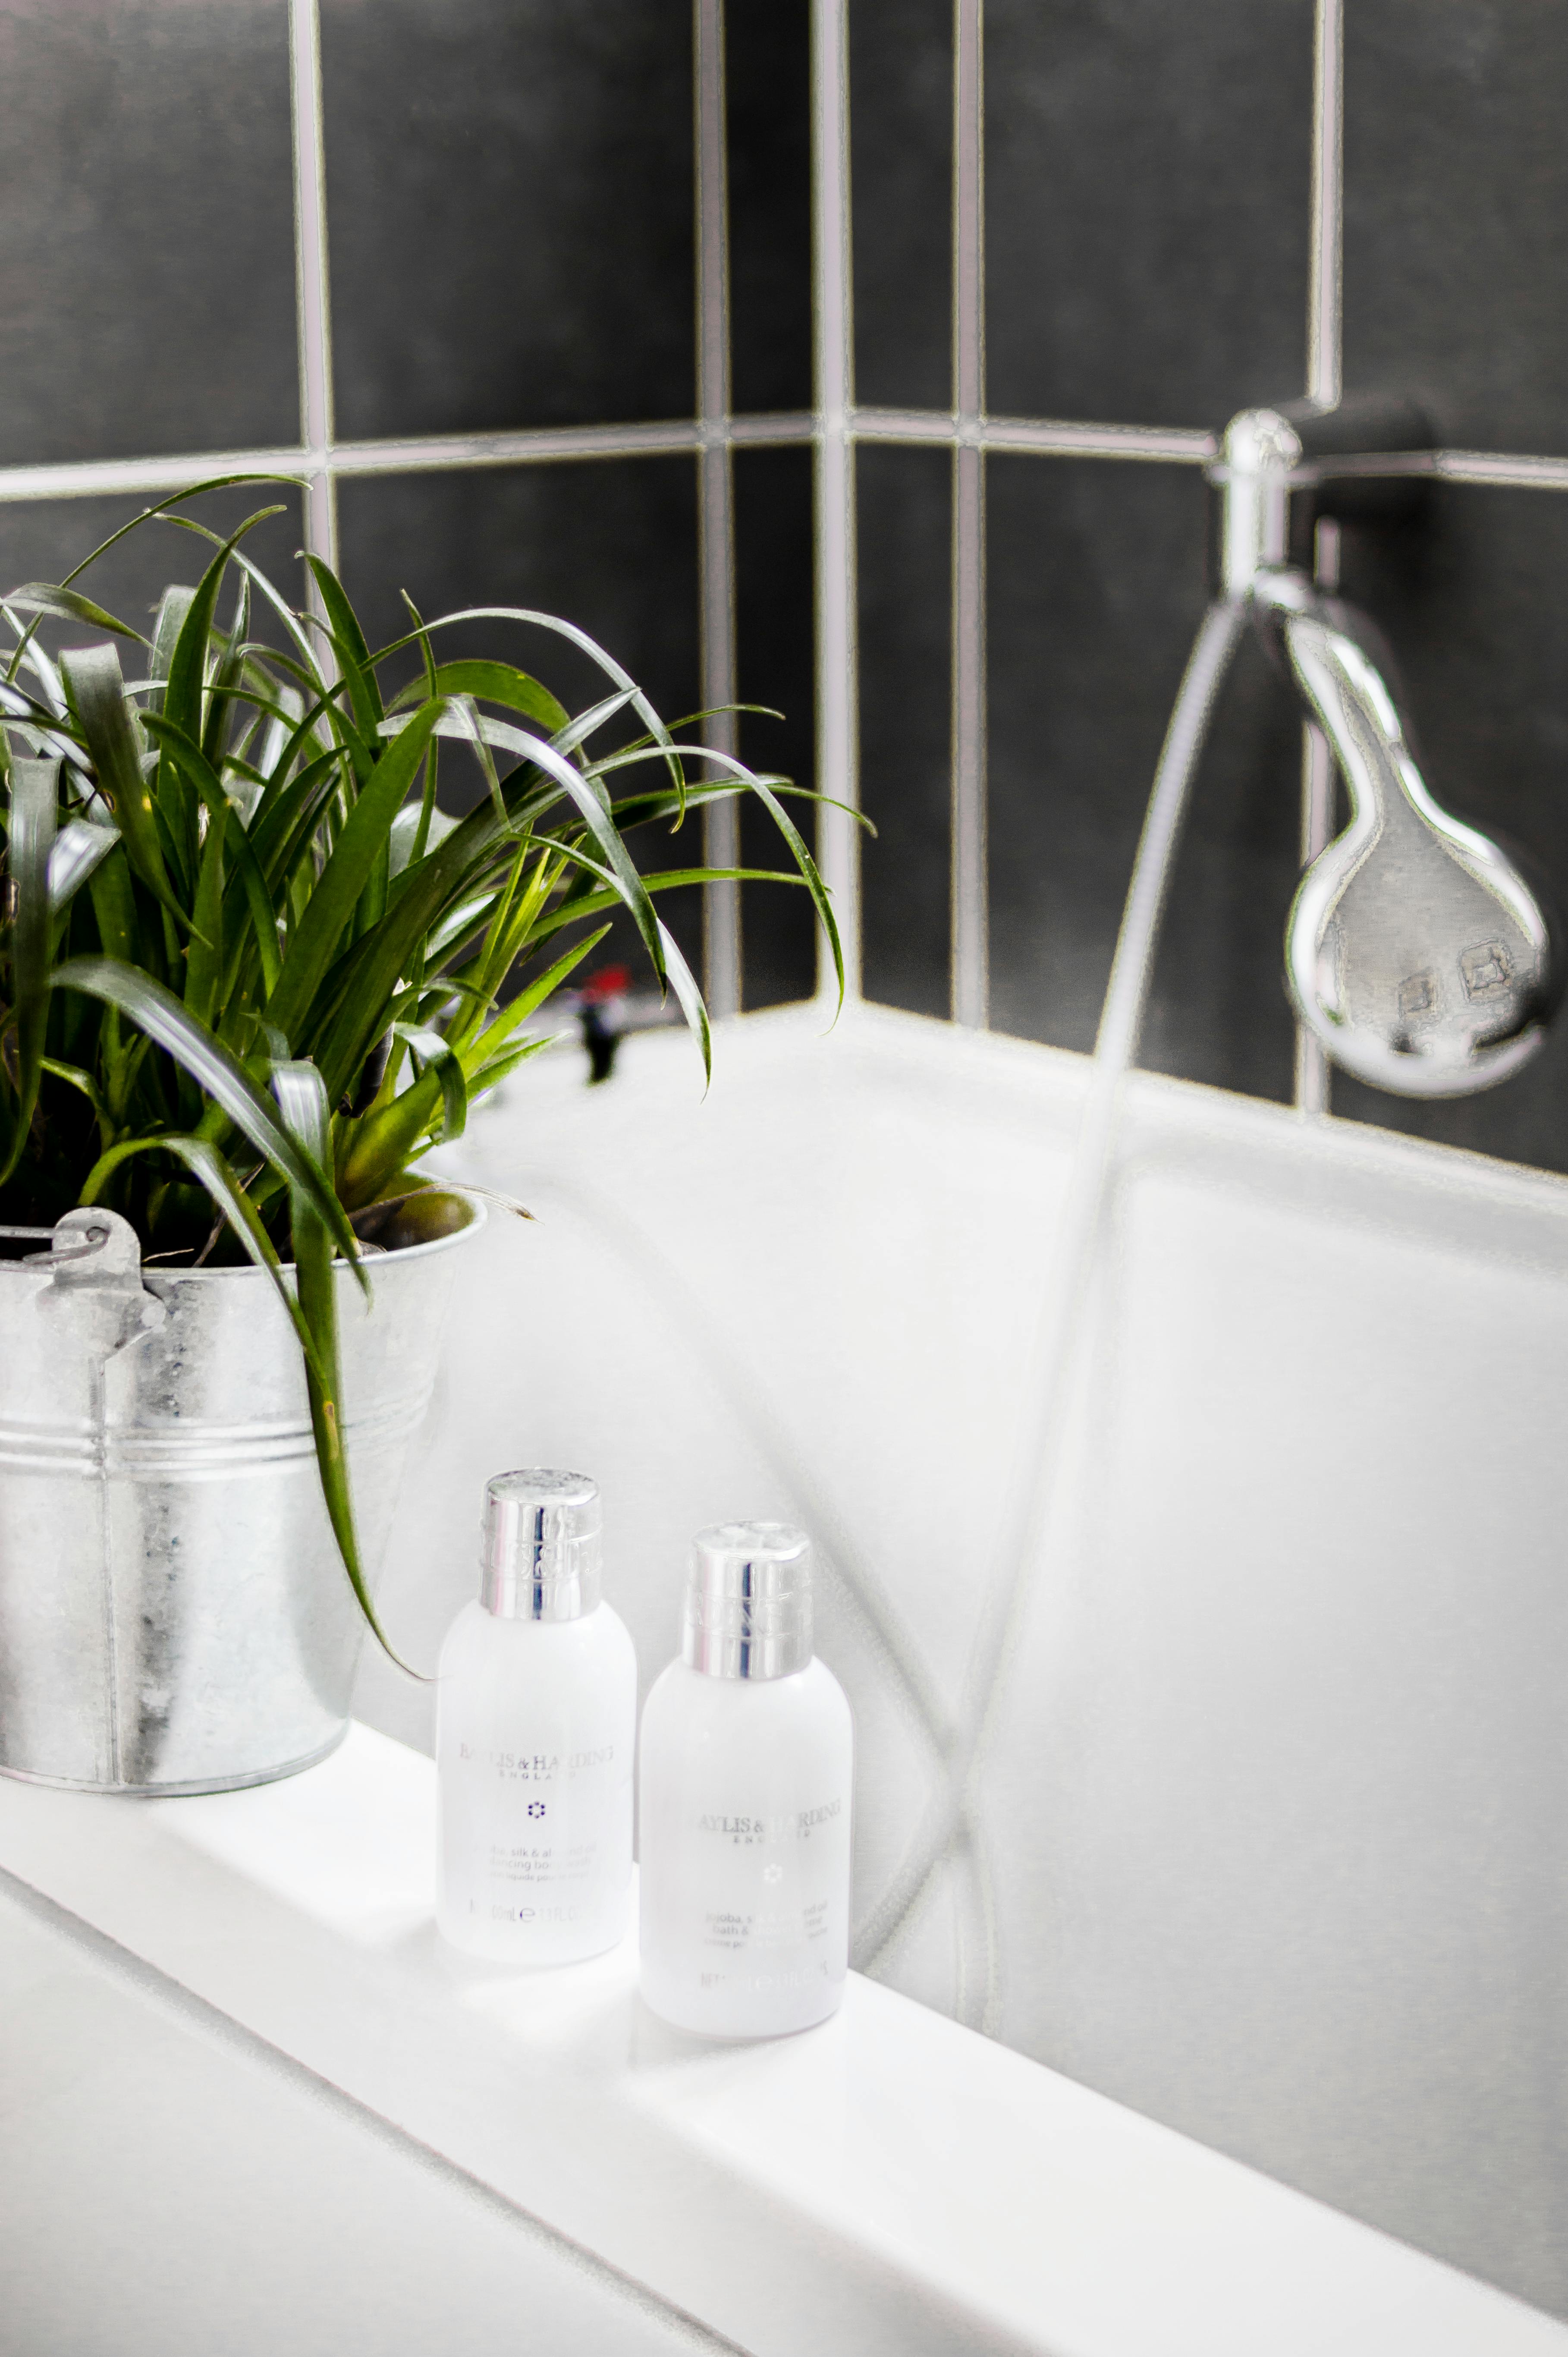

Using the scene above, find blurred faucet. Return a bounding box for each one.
[564,964,681,1083]
[1215,399,1559,1097]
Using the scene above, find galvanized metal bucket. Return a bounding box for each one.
[0,1196,483,1794]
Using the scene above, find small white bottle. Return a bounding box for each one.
[638,1521,853,2037]
[436,1469,636,1964]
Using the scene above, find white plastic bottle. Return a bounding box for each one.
[638,1522,853,2036]
[436,1470,636,1964]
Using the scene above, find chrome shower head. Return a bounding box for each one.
[1215,399,1560,1099]
[1262,573,1559,1098]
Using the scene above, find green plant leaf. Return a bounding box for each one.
[371,604,687,813]
[85,841,137,963]
[444,692,507,826]
[511,866,803,962]
[271,1057,407,1668]
[390,1023,467,1141]
[50,954,366,1284]
[184,784,226,1030]
[657,916,710,1082]
[388,797,459,877]
[202,572,251,768]
[146,585,196,719]
[462,1033,555,1094]
[264,698,443,1045]
[305,555,384,749]
[301,762,599,1103]
[60,644,188,927]
[387,658,569,736]
[160,511,281,884]
[3,584,142,640]
[464,921,610,1064]
[0,758,59,1184]
[248,745,344,892]
[380,689,636,778]
[653,740,845,1008]
[537,835,712,1080]
[138,713,282,996]
[509,728,667,974]
[38,1055,108,1148]
[47,817,120,915]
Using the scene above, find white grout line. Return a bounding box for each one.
[0,448,315,503]
[812,0,862,1002]
[1307,0,1344,410]
[726,412,818,446]
[856,408,1219,462]
[333,420,708,470]
[0,419,822,509]
[287,0,336,580]
[950,0,988,1030]
[694,0,742,1019]
[1434,449,1568,489]
[327,415,816,471]
[6,426,1568,512]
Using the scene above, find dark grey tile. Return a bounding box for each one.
[335,459,699,752]
[734,446,817,1008]
[335,456,702,987]
[321,0,694,442]
[988,453,1300,1101]
[1343,1,1568,453]
[986,0,1313,432]
[0,483,307,659]
[859,444,951,1020]
[1144,627,1302,1104]
[0,0,297,467]
[728,8,813,416]
[1324,483,1568,1174]
[850,0,952,412]
[990,456,1194,1053]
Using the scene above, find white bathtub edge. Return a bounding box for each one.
[0,1723,1562,2357]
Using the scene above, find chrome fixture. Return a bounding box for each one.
[1213,400,1560,1097]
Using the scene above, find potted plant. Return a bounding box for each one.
[0,481,840,1794]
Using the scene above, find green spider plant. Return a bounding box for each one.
[0,481,842,1656]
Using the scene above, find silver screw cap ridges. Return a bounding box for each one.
[481,1468,602,1622]
[683,1520,814,1681]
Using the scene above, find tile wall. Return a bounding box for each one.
[852,0,1568,1174]
[0,0,815,1013]
[7,3,1568,1157]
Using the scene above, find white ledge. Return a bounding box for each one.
[1,1726,1562,2357]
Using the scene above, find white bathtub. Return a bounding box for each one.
[361,998,1568,2322]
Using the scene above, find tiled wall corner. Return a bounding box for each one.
[336,456,705,982]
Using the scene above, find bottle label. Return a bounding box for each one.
[441,1729,629,1935]
[693,1800,843,1843]
[654,1790,849,1995]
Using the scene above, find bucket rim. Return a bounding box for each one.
[0,1186,487,1285]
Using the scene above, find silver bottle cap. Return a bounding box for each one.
[480,1469,602,1622]
[682,1520,814,1681]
